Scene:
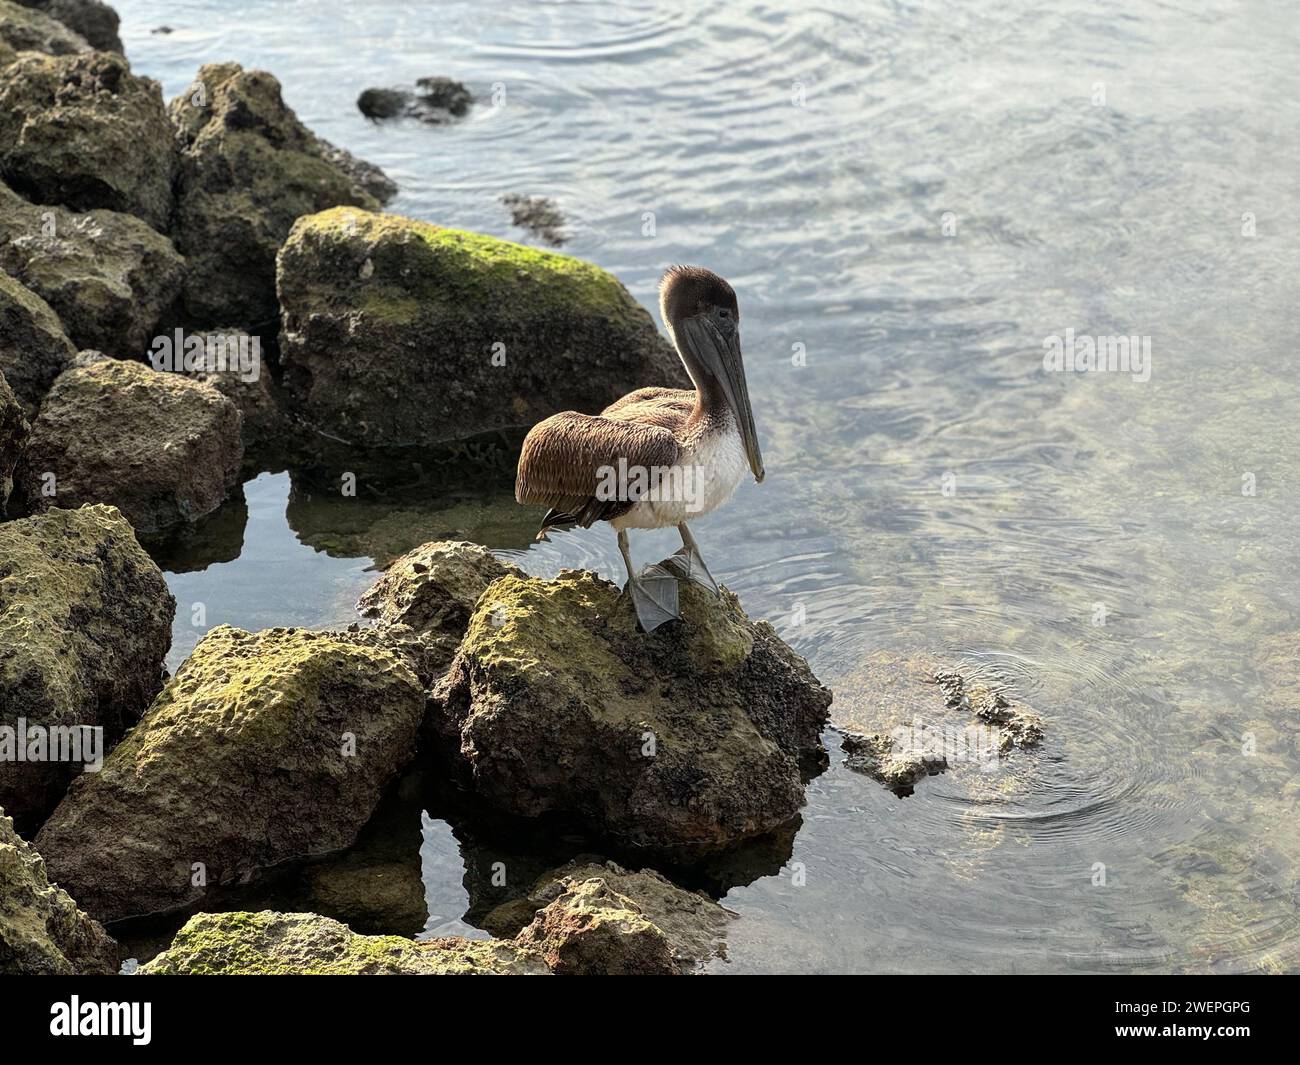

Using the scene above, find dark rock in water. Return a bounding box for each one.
[314,136,398,205]
[0,51,175,230]
[0,505,174,830]
[0,369,26,514]
[277,206,686,448]
[502,193,567,247]
[0,0,90,55]
[0,808,119,974]
[0,271,76,410]
[0,180,185,357]
[35,625,426,923]
[167,62,379,330]
[484,858,731,974]
[151,24,172,35]
[15,0,121,53]
[357,77,472,125]
[428,569,832,857]
[18,357,243,533]
[137,911,549,975]
[357,539,524,677]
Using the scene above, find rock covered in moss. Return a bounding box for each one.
[0,181,185,356]
[0,270,76,409]
[357,539,524,674]
[429,570,831,856]
[167,63,379,328]
[0,505,173,828]
[514,876,676,975]
[0,369,26,513]
[15,0,120,53]
[0,50,174,230]
[0,0,89,56]
[486,859,730,973]
[18,356,242,532]
[35,625,425,922]
[276,207,685,448]
[0,808,118,974]
[139,910,549,975]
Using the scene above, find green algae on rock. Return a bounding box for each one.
[429,569,831,856]
[138,910,549,975]
[0,50,175,230]
[0,180,185,356]
[35,625,425,923]
[18,356,243,532]
[485,858,731,974]
[16,0,120,53]
[0,808,118,974]
[276,206,685,448]
[168,62,380,329]
[0,369,26,514]
[0,505,173,828]
[0,270,77,410]
[0,0,89,57]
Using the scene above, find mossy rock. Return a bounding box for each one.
[0,50,174,230]
[35,625,426,923]
[138,911,549,975]
[167,62,380,329]
[0,504,173,829]
[0,368,27,513]
[276,206,686,448]
[0,180,185,356]
[18,356,243,532]
[0,808,118,974]
[0,270,76,409]
[15,0,120,53]
[429,570,831,856]
[0,0,89,58]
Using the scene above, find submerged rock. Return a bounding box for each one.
[18,356,243,532]
[358,539,524,675]
[0,808,118,974]
[0,181,185,356]
[486,859,731,974]
[277,207,685,447]
[0,0,90,56]
[138,911,549,975]
[0,505,173,828]
[429,570,831,856]
[357,77,472,124]
[35,625,425,923]
[0,370,27,514]
[168,62,380,329]
[515,876,676,975]
[0,50,174,230]
[501,193,567,247]
[14,0,120,53]
[0,270,77,410]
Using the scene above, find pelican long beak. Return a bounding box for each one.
[682,317,765,483]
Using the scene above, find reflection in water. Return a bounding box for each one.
[117,0,1300,971]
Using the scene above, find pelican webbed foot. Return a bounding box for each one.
[659,543,720,596]
[625,563,681,632]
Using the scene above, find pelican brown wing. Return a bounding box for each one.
[516,410,682,535]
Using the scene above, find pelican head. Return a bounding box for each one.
[660,265,765,483]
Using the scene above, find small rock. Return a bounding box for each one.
[429,570,831,856]
[415,76,473,116]
[357,77,472,125]
[18,357,243,533]
[168,62,378,329]
[357,86,409,120]
[0,808,118,974]
[35,625,426,923]
[138,911,549,975]
[0,505,174,829]
[841,731,945,793]
[0,50,175,230]
[0,180,185,357]
[514,877,677,975]
[277,207,686,448]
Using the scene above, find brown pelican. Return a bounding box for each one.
[515,265,765,631]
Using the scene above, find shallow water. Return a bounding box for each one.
[114,0,1299,972]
